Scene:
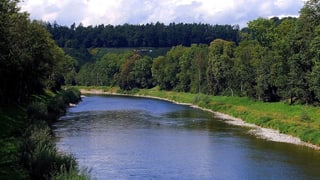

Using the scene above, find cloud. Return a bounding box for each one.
[19,0,306,27]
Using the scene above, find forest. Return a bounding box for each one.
[0,1,75,105]
[46,22,240,48]
[50,0,320,104]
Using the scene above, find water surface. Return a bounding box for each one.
[54,95,320,179]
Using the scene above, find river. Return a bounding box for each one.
[53,95,320,179]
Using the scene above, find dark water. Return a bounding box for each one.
[54,95,320,179]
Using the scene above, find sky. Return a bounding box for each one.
[19,0,308,27]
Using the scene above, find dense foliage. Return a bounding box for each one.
[47,22,240,48]
[0,0,78,105]
[20,88,85,180]
[0,1,86,179]
[73,1,320,105]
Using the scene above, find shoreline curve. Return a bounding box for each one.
[79,89,320,150]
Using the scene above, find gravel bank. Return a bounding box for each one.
[80,89,320,150]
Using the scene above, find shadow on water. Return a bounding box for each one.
[54,95,320,179]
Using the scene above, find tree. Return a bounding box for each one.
[247,18,276,48]
[270,17,297,99]
[298,0,320,103]
[77,63,95,86]
[189,44,209,94]
[207,39,235,95]
[118,53,141,90]
[300,0,320,31]
[308,25,320,101]
[152,56,167,89]
[176,48,192,92]
[255,49,280,101]
[46,22,240,49]
[0,0,29,103]
[233,41,260,97]
[61,55,78,85]
[100,53,124,86]
[133,56,154,89]
[0,0,71,104]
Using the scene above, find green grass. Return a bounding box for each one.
[72,86,119,94]
[75,86,320,146]
[89,47,170,60]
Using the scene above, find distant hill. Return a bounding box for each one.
[46,22,240,49]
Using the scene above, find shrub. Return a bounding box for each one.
[47,95,67,121]
[27,101,49,122]
[256,116,272,125]
[52,166,91,180]
[300,109,311,122]
[19,89,87,179]
[300,129,320,145]
[192,94,210,105]
[20,125,78,180]
[62,88,81,104]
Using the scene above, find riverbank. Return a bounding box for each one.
[0,88,90,179]
[79,87,320,150]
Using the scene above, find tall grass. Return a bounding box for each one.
[52,166,91,180]
[20,124,79,179]
[24,88,88,179]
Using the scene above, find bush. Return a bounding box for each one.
[300,109,311,122]
[192,94,210,105]
[62,88,81,104]
[256,116,272,125]
[20,125,79,180]
[117,88,140,95]
[52,166,91,180]
[27,101,49,122]
[17,89,87,179]
[300,129,320,145]
[47,95,67,121]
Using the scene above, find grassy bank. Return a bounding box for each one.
[0,88,90,179]
[78,86,320,147]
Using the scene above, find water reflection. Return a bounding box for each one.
[54,95,320,179]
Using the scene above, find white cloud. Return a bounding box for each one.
[19,0,306,27]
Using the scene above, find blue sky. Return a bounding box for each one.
[20,0,307,27]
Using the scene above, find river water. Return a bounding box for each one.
[54,95,320,179]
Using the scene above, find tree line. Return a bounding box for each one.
[0,0,77,104]
[75,0,320,104]
[46,22,240,48]
[0,1,89,179]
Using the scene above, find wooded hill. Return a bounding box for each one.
[46,22,240,48]
[43,0,320,104]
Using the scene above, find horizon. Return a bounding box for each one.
[20,0,306,28]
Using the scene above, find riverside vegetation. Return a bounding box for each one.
[78,86,320,147]
[0,1,90,179]
[0,88,90,179]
